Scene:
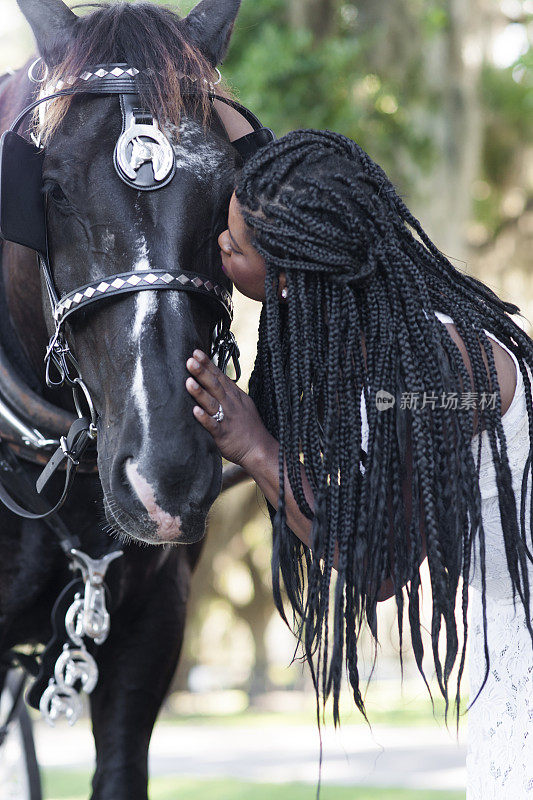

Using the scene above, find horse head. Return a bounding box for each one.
[13,0,245,544]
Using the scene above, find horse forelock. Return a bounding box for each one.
[36,2,231,144]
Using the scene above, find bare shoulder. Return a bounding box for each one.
[440,322,517,420]
[361,324,516,422]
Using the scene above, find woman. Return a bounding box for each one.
[185,129,533,797]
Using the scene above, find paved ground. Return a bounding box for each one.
[34,718,467,791]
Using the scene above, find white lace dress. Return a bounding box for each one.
[360,310,533,797]
[462,322,533,800]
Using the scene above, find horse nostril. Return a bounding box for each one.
[186,500,202,516]
[120,458,129,488]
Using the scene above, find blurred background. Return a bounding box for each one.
[0,0,532,798]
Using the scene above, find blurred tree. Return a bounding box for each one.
[289,0,339,38]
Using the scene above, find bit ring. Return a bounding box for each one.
[28,57,49,84]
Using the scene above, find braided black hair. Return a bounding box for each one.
[235,128,533,729]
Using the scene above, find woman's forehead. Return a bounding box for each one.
[229,194,251,239]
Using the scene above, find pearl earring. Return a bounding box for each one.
[281,287,288,300]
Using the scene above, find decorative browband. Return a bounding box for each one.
[54,64,141,90]
[53,270,233,327]
[44,62,220,95]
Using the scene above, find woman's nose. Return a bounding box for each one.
[218,229,231,254]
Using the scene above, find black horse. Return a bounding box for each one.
[0,1,254,797]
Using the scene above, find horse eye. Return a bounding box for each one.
[45,182,68,206]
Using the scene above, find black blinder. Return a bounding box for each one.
[232,127,275,163]
[0,130,46,255]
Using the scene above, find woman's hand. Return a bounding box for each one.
[185,349,272,469]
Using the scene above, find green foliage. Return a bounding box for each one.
[477,53,533,231]
[482,64,532,152]
[221,0,436,190]
[421,3,450,37]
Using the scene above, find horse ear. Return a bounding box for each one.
[17,0,77,66]
[182,0,242,68]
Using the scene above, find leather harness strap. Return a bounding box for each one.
[0,436,81,550]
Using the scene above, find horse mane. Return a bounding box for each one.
[38,2,232,142]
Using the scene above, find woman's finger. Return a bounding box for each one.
[192,405,221,436]
[193,349,233,389]
[186,354,227,401]
[185,377,220,415]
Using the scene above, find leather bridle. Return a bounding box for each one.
[0,63,275,519]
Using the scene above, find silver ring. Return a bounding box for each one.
[211,403,224,423]
[28,57,49,84]
[204,68,222,90]
[72,377,98,435]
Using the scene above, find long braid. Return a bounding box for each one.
[235,128,533,724]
